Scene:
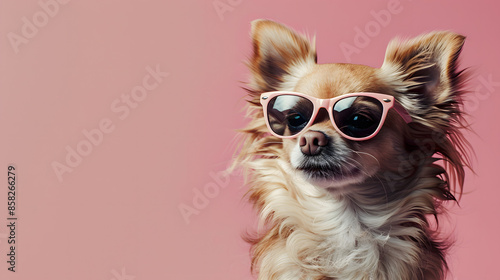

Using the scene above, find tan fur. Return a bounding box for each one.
[234,20,471,280]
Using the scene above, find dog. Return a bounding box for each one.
[234,19,471,280]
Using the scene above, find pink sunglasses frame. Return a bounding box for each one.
[260,91,412,141]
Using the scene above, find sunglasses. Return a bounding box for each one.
[260,91,412,141]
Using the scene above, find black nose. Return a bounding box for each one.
[299,131,328,156]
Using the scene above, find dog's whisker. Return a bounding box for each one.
[348,149,381,168]
[344,158,371,177]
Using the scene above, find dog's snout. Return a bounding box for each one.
[299,131,328,156]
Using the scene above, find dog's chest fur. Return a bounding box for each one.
[247,157,446,280]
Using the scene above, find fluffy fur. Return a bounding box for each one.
[234,20,471,280]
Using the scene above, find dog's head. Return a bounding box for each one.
[241,20,469,197]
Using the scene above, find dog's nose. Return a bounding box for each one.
[299,131,328,156]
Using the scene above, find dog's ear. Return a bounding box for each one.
[381,32,470,195]
[380,32,466,126]
[248,20,316,96]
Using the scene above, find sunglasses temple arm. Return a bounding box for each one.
[392,101,413,123]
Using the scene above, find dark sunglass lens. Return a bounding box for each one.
[333,96,383,138]
[267,95,314,136]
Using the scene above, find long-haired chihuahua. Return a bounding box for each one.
[235,20,471,280]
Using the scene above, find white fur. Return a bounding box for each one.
[247,154,442,280]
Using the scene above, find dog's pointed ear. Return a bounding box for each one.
[248,20,316,95]
[380,32,466,125]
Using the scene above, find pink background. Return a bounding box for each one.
[0,1,498,279]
